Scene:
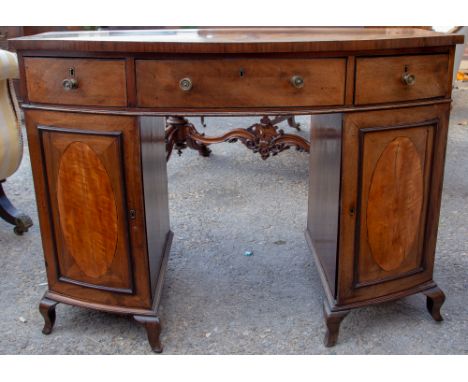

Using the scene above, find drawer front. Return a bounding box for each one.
[136,58,346,108]
[25,57,127,106]
[355,54,450,105]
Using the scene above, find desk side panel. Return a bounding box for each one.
[139,117,171,297]
[306,114,343,298]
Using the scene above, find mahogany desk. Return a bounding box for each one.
[10,28,464,352]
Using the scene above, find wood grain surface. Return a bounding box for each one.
[9,27,464,53]
[25,57,127,106]
[57,141,119,278]
[366,136,424,271]
[355,54,449,104]
[136,58,346,108]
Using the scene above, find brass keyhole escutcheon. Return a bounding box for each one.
[62,67,78,91]
[402,65,416,86]
[239,68,245,77]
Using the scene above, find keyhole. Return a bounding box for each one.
[68,67,75,77]
[404,65,409,73]
[239,68,245,77]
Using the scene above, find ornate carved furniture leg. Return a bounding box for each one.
[423,285,446,321]
[166,116,212,161]
[0,180,33,235]
[134,315,163,353]
[39,296,58,335]
[323,300,350,347]
[200,116,207,127]
[270,115,301,131]
[287,116,301,131]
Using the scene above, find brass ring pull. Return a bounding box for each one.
[179,77,193,92]
[62,78,78,91]
[402,73,416,86]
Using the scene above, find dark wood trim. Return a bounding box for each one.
[44,291,157,316]
[20,97,453,117]
[344,56,355,105]
[15,45,454,58]
[126,57,137,107]
[353,267,425,288]
[38,125,123,137]
[57,277,133,295]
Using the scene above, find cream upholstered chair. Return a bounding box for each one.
[0,49,32,234]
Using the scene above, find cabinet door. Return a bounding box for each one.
[25,110,152,309]
[338,104,450,305]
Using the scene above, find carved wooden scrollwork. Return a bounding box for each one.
[165,116,310,161]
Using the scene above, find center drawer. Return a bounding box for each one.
[136,58,346,108]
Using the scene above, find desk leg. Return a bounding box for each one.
[39,296,58,335]
[323,300,349,347]
[134,315,163,353]
[423,286,446,322]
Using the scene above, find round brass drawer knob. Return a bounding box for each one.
[62,78,78,91]
[179,77,193,92]
[402,73,416,86]
[290,75,305,89]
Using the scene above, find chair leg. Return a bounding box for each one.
[0,180,33,235]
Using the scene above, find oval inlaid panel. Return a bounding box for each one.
[366,136,424,271]
[57,142,118,278]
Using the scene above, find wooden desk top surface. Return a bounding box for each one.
[10,27,464,53]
